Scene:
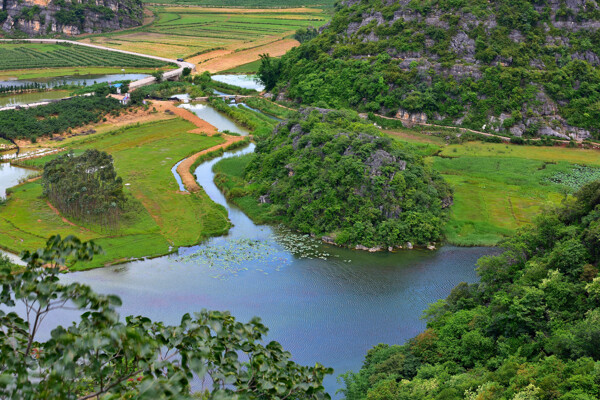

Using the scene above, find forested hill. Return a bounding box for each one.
[273,0,600,140]
[0,0,143,36]
[341,180,600,399]
[243,108,452,249]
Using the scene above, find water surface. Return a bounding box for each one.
[0,163,34,198]
[180,103,250,135]
[0,73,149,89]
[0,90,70,108]
[211,74,265,91]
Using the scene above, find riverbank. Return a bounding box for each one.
[0,103,238,269]
[212,122,600,248]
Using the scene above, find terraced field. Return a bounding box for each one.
[0,43,170,71]
[81,6,329,69]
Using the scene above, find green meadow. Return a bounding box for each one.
[1,119,228,269]
[434,142,600,245]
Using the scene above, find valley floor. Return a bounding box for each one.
[0,105,238,269]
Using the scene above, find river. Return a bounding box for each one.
[211,74,265,91]
[0,73,150,107]
[0,102,498,397]
[0,73,150,89]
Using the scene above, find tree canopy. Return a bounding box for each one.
[241,108,452,248]
[42,150,126,230]
[341,180,600,399]
[0,236,332,399]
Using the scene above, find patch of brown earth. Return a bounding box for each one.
[197,38,300,73]
[45,200,91,232]
[176,135,245,192]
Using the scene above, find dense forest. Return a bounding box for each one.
[239,108,452,248]
[341,180,600,399]
[0,95,125,141]
[42,150,126,229]
[268,0,600,140]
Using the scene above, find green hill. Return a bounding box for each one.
[271,0,600,140]
[341,180,600,399]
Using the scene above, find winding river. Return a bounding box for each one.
[0,103,498,397]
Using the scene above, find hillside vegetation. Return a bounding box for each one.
[217,108,452,248]
[272,0,600,140]
[1,0,143,36]
[341,180,600,399]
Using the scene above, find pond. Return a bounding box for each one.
[0,90,71,108]
[0,103,498,398]
[0,162,34,198]
[0,73,150,89]
[211,74,265,91]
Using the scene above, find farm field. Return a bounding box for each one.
[80,6,329,69]
[0,118,229,269]
[434,142,600,245]
[0,43,171,71]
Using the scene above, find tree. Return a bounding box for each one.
[0,236,332,399]
[257,54,282,92]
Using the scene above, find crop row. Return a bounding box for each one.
[0,45,170,71]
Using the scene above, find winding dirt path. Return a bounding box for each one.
[45,201,91,232]
[150,101,245,192]
[176,135,244,192]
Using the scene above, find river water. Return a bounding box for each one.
[0,73,150,107]
[0,102,498,397]
[0,73,150,89]
[0,90,71,108]
[211,74,265,91]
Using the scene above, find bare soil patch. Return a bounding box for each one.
[197,38,299,73]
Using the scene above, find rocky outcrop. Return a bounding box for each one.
[280,0,600,140]
[1,0,142,36]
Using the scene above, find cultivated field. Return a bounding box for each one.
[81,6,329,70]
[0,43,170,71]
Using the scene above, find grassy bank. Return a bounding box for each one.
[0,118,229,269]
[213,153,282,225]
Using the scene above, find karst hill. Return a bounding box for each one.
[275,0,600,140]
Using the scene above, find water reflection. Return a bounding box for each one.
[211,74,265,91]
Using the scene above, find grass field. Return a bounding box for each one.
[0,43,170,71]
[222,59,264,73]
[431,141,600,245]
[80,6,329,69]
[0,118,229,269]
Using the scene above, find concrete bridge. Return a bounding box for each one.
[0,39,195,89]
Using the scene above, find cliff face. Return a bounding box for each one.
[277,0,600,140]
[0,0,143,36]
